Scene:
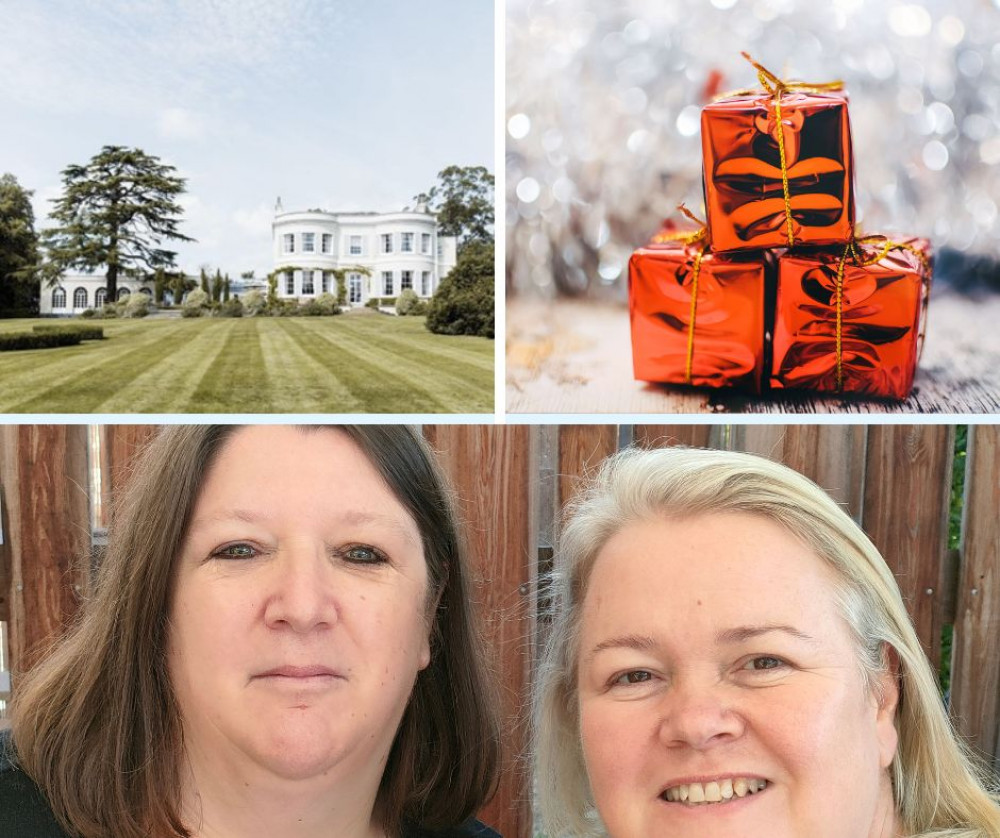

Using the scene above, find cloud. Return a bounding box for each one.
[157,107,208,141]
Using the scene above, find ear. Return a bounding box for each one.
[874,643,901,770]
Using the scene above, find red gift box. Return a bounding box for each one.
[770,236,933,399]
[629,224,771,392]
[701,56,855,253]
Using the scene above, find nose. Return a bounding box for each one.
[262,543,338,633]
[657,674,745,751]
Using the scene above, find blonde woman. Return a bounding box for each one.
[536,446,1000,838]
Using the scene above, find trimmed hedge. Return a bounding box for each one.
[0,331,84,351]
[32,324,105,341]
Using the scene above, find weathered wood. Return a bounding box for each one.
[506,293,1000,414]
[633,424,715,449]
[862,426,953,668]
[731,425,868,516]
[0,426,90,678]
[557,425,618,513]
[99,425,160,525]
[950,425,1000,768]
[423,426,533,838]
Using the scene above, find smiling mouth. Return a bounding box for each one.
[662,778,768,806]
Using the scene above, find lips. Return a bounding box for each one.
[661,777,769,806]
[253,665,342,680]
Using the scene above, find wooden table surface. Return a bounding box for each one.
[505,289,1000,415]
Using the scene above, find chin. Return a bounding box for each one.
[250,720,352,781]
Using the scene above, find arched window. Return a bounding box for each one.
[139,287,153,297]
[95,287,107,308]
[52,287,67,309]
[117,287,131,300]
[73,287,88,309]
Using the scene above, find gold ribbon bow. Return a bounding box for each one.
[719,54,845,248]
[652,205,709,384]
[833,234,932,391]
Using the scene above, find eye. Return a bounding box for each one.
[211,542,257,560]
[613,670,654,686]
[338,543,389,564]
[742,655,786,671]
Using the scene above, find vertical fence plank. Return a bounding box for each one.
[0,426,90,678]
[423,426,533,838]
[951,425,1000,770]
[557,425,618,512]
[633,424,715,450]
[731,425,868,514]
[863,425,953,667]
[100,425,160,519]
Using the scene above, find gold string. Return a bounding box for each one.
[685,246,706,384]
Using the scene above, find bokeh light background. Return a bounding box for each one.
[506,0,1000,301]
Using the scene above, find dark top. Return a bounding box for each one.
[0,731,500,838]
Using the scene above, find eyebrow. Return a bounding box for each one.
[715,624,818,645]
[189,508,420,546]
[586,634,660,661]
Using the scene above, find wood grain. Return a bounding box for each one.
[731,425,868,515]
[950,425,1000,768]
[862,425,954,667]
[423,426,533,838]
[557,425,618,513]
[99,425,160,527]
[506,293,1000,414]
[0,426,90,678]
[633,424,715,449]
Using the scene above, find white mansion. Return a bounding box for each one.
[272,201,457,306]
[39,274,156,315]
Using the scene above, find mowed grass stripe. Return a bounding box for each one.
[93,320,238,413]
[0,320,202,412]
[182,319,271,413]
[296,317,492,411]
[326,316,493,378]
[275,318,457,413]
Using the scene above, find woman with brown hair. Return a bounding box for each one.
[1,425,501,838]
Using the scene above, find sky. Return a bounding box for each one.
[0,0,494,278]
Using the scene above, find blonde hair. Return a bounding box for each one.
[535,446,1000,838]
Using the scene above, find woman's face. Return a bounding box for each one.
[577,512,899,838]
[168,426,432,786]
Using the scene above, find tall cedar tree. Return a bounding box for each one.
[0,173,40,313]
[42,146,193,301]
[415,165,494,251]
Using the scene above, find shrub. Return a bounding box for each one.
[0,331,83,351]
[122,293,150,318]
[364,297,380,310]
[395,288,420,316]
[315,292,340,315]
[243,289,266,316]
[426,240,494,338]
[300,299,325,316]
[183,288,208,317]
[181,306,203,318]
[218,298,244,318]
[33,324,104,341]
[380,297,397,307]
[79,308,96,319]
[99,304,119,319]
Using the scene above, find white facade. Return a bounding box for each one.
[39,274,155,316]
[271,206,458,306]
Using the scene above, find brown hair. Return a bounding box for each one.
[10,425,500,838]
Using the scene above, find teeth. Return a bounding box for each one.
[663,778,767,806]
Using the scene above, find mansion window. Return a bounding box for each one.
[401,270,413,291]
[421,271,431,296]
[421,233,431,254]
[283,233,295,253]
[349,235,362,255]
[321,233,332,253]
[302,270,315,295]
[381,233,393,254]
[322,272,331,293]
[95,287,107,307]
[73,287,88,308]
[401,232,414,253]
[302,232,315,253]
[382,271,394,296]
[52,287,66,308]
[117,288,130,300]
[286,271,295,295]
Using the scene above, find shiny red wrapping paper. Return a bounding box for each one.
[701,91,855,253]
[770,238,933,400]
[629,232,770,391]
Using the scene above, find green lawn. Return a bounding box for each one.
[0,315,494,414]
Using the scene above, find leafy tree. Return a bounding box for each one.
[211,269,223,303]
[0,173,40,314]
[41,145,193,302]
[415,165,494,251]
[223,275,231,302]
[170,271,195,306]
[152,267,167,304]
[425,240,494,338]
[200,268,210,295]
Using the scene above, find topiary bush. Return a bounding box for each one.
[218,298,244,318]
[426,240,494,338]
[395,288,420,316]
[243,289,266,316]
[122,293,150,318]
[364,297,380,310]
[0,331,84,351]
[183,288,208,317]
[315,292,340,315]
[33,324,104,341]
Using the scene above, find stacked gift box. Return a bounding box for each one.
[628,54,934,400]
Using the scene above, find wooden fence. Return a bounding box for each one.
[0,424,997,838]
